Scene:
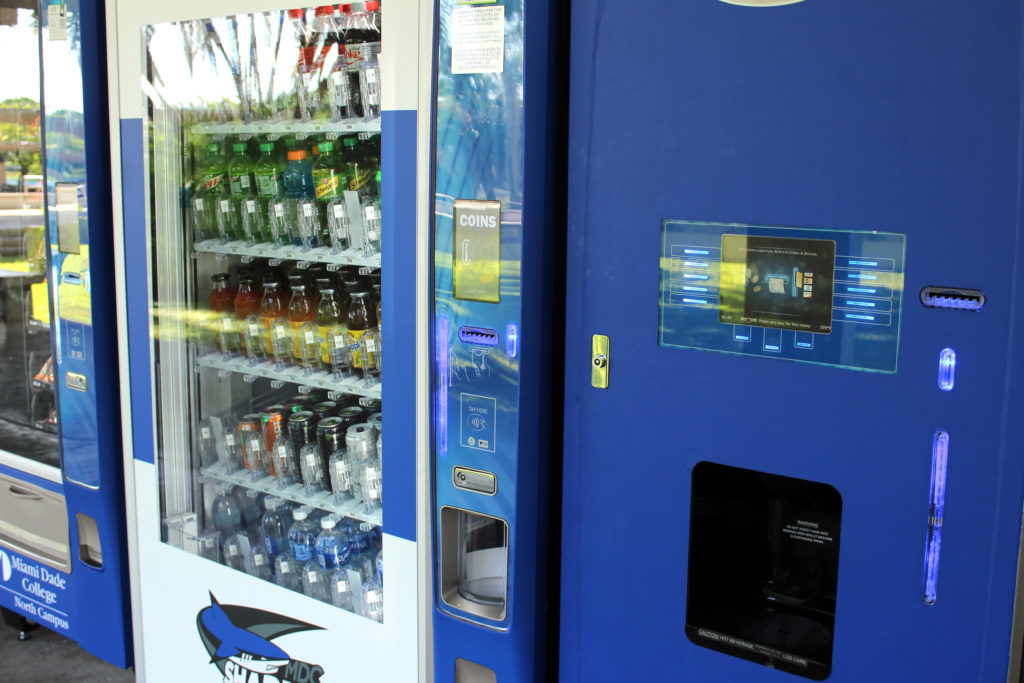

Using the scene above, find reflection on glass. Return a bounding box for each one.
[146,6,384,621]
[0,8,59,466]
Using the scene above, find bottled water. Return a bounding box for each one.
[261,497,290,569]
[302,562,329,602]
[221,532,249,572]
[240,489,265,538]
[362,578,383,622]
[329,559,354,611]
[315,515,347,571]
[248,543,273,582]
[211,484,242,536]
[376,549,383,584]
[274,554,302,592]
[287,506,317,563]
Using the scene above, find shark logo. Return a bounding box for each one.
[197,594,326,683]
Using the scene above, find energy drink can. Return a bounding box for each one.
[288,411,317,454]
[312,401,338,421]
[336,405,365,429]
[317,416,346,457]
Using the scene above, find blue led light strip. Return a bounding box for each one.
[922,430,950,605]
[437,314,449,455]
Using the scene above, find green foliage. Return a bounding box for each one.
[0,97,42,176]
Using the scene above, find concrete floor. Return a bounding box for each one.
[0,618,134,682]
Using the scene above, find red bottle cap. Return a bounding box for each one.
[287,150,308,160]
[365,1,379,10]
[315,5,334,15]
[287,9,304,19]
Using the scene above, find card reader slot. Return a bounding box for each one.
[458,326,499,347]
[920,286,985,311]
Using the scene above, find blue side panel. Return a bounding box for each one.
[381,108,417,543]
[119,118,154,465]
[560,1,1024,681]
[37,0,133,667]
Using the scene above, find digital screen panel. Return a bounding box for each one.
[658,220,906,373]
[719,235,835,333]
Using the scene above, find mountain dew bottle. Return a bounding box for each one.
[228,141,255,241]
[254,141,286,243]
[312,141,346,246]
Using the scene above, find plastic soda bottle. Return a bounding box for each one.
[312,140,346,246]
[253,141,286,243]
[283,149,316,246]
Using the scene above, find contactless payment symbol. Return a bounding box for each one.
[460,393,496,453]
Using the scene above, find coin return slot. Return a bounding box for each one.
[920,286,986,311]
[686,461,842,681]
[458,326,499,347]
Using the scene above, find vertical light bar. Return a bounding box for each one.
[437,313,449,454]
[938,348,957,391]
[922,430,950,605]
[506,323,518,358]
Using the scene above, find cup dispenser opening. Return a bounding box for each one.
[685,462,842,681]
[441,507,509,622]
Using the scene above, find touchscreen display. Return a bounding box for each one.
[719,235,836,333]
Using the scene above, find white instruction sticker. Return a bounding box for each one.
[451,5,504,75]
[48,4,68,41]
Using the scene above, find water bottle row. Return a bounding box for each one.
[205,486,384,622]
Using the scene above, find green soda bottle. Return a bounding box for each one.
[202,142,232,240]
[342,136,374,200]
[253,141,286,243]
[312,140,346,247]
[228,141,255,241]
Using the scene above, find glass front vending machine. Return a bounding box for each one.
[107,0,433,678]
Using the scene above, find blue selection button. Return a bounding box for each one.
[763,328,782,353]
[836,270,892,286]
[836,256,896,271]
[837,283,893,299]
[794,332,814,349]
[836,311,893,326]
[836,298,893,313]
[733,325,752,343]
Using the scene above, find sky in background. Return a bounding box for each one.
[0,8,84,113]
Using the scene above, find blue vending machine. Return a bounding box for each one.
[431,0,563,680]
[560,1,1024,681]
[0,0,132,668]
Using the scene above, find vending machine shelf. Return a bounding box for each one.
[192,117,382,137]
[195,239,381,269]
[201,461,382,528]
[196,353,382,400]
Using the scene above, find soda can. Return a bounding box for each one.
[317,417,346,458]
[346,423,378,502]
[367,412,382,431]
[261,405,287,453]
[284,396,310,414]
[288,411,317,454]
[362,398,382,413]
[237,414,262,470]
[336,405,365,429]
[312,401,338,421]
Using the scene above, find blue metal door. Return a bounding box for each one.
[560,1,1024,681]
